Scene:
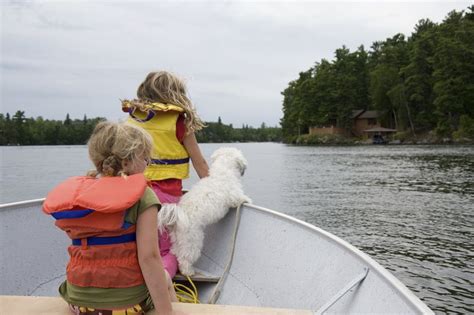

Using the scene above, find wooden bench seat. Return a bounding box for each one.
[0,295,313,314]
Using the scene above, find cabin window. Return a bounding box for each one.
[368,118,377,125]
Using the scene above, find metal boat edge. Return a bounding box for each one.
[0,198,45,210]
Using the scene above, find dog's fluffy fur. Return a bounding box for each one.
[158,147,251,275]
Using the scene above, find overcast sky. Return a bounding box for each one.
[1,1,471,127]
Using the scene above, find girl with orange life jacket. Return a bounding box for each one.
[121,71,209,279]
[43,121,186,315]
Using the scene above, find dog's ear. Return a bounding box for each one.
[210,148,226,164]
[236,158,247,176]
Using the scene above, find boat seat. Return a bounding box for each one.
[0,295,314,314]
[173,271,220,283]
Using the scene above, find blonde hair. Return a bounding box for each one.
[87,121,153,177]
[122,71,205,133]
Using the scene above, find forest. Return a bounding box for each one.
[0,112,281,145]
[280,6,474,143]
[0,112,102,146]
[195,117,281,143]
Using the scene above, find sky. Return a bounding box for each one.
[1,0,472,127]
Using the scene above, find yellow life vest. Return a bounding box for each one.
[124,102,190,181]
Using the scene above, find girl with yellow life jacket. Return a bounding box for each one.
[43,121,186,315]
[121,71,209,280]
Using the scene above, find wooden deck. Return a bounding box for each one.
[0,296,313,315]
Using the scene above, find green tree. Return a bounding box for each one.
[280,69,314,140]
[64,113,72,125]
[369,34,410,130]
[432,8,474,136]
[402,19,438,131]
[0,114,6,145]
[333,46,370,128]
[13,110,27,144]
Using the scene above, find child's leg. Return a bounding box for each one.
[151,179,182,301]
[158,229,178,278]
[151,180,181,279]
[160,232,178,301]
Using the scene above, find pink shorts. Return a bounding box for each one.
[151,182,181,278]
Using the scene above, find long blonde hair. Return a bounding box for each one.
[122,71,205,133]
[87,121,153,177]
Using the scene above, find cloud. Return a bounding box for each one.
[1,1,472,126]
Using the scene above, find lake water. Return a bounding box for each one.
[1,143,473,314]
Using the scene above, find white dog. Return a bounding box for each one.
[158,147,251,275]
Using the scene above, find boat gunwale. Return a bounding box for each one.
[0,198,45,210]
[0,199,433,314]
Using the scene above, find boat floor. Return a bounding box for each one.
[174,271,220,283]
[0,296,312,314]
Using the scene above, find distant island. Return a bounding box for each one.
[280,6,473,145]
[0,112,282,145]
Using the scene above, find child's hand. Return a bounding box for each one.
[165,272,179,302]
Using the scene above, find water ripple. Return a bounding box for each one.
[279,145,474,314]
[1,144,473,314]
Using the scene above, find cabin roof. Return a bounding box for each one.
[364,127,397,133]
[351,109,380,119]
[358,110,379,119]
[351,109,365,119]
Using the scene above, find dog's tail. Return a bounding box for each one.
[157,203,189,233]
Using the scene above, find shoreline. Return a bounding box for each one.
[1,141,474,147]
[290,133,474,146]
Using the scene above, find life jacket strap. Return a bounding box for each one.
[128,108,156,122]
[72,233,136,246]
[51,209,94,219]
[151,157,190,165]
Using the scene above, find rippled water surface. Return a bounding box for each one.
[1,144,473,313]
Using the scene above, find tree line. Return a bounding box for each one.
[0,111,281,145]
[195,117,282,143]
[280,6,474,143]
[0,111,103,145]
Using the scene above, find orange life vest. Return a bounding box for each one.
[43,174,148,288]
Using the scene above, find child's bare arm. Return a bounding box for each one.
[183,132,209,178]
[136,206,174,315]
